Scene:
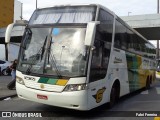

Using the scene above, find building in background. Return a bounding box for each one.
[0,0,23,61]
[0,0,14,28]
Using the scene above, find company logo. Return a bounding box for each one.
[2,112,11,117]
[40,84,44,89]
[24,76,35,81]
[1,112,42,118]
[92,87,106,103]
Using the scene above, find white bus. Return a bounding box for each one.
[5,4,156,110]
[156,59,160,79]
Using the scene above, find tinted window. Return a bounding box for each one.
[114,20,127,49]
[114,20,156,59]
[89,9,113,82]
[89,40,109,82]
[98,9,113,43]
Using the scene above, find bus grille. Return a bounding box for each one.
[24,80,65,92]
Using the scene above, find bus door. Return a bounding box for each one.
[88,39,110,109]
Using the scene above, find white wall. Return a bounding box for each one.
[14,0,22,22]
[0,45,5,60]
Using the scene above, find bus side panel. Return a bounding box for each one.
[87,48,132,110]
[126,52,155,92]
[109,49,130,97]
[126,52,142,92]
[87,80,109,110]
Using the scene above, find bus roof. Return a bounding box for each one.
[36,3,115,16]
[30,4,155,48]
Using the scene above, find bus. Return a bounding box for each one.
[156,59,160,79]
[5,4,156,110]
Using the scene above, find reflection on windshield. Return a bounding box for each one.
[18,26,88,77]
[18,27,51,74]
[45,27,87,76]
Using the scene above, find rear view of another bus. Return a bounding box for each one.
[156,59,160,79]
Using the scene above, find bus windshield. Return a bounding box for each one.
[29,6,96,24]
[18,26,89,77]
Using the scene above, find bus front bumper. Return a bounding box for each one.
[16,82,89,110]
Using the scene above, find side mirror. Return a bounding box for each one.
[84,21,100,46]
[5,23,15,43]
[5,20,28,43]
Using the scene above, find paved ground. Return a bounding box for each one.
[1,81,160,120]
[0,75,17,100]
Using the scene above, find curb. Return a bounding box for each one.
[0,94,17,101]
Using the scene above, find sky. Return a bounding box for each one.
[17,0,158,46]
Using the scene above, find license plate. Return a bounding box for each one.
[37,94,48,100]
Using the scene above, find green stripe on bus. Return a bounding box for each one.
[38,77,49,83]
[47,79,58,84]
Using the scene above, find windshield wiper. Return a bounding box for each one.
[25,35,63,78]
[46,38,62,78]
[48,51,62,78]
[25,36,48,74]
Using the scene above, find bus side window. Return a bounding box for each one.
[90,40,104,82]
[114,20,127,50]
[89,28,111,82]
[89,9,114,82]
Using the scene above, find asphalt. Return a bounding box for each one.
[0,75,17,100]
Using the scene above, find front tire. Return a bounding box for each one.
[109,82,120,108]
[109,85,116,108]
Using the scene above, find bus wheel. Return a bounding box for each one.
[109,83,119,108]
[145,79,151,90]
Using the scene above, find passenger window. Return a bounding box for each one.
[114,20,127,49]
[89,9,114,82]
[89,26,112,82]
[89,40,107,82]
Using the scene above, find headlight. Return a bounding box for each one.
[63,84,87,92]
[16,76,25,85]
